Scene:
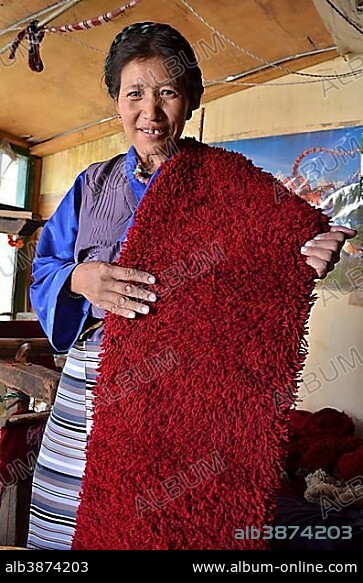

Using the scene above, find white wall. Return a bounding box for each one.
[301,291,363,434]
[203,55,363,142]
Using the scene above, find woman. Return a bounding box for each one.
[27,22,356,550]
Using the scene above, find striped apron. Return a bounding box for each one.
[27,340,101,550]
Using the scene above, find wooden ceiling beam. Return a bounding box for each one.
[0,130,29,150]
[204,49,338,102]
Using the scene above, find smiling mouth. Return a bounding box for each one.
[138,128,167,136]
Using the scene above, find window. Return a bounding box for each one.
[0,146,31,319]
[0,150,29,207]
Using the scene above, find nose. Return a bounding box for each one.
[142,92,162,120]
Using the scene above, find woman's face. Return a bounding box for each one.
[116,56,190,165]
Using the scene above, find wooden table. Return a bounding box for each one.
[0,320,61,546]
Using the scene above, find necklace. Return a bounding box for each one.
[132,157,154,185]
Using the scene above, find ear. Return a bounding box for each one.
[114,98,122,121]
[185,98,193,121]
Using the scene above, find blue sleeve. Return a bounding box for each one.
[29,172,91,353]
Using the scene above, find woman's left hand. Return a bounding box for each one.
[300,226,357,279]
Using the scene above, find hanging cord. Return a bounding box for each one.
[52,29,107,55]
[180,0,363,80]
[45,0,140,33]
[5,0,140,72]
[0,1,76,37]
[0,0,83,58]
[8,19,45,72]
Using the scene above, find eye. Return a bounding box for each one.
[127,90,142,99]
[160,89,178,97]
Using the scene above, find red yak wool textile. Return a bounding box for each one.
[73,138,330,550]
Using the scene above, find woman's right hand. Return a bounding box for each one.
[70,262,157,319]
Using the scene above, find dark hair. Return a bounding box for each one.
[105,22,204,119]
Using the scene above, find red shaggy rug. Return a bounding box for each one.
[72,138,330,550]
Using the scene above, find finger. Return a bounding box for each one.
[302,238,341,255]
[97,299,136,319]
[300,245,337,263]
[109,265,156,285]
[96,292,151,316]
[304,256,332,279]
[312,232,346,243]
[329,225,357,238]
[110,281,157,303]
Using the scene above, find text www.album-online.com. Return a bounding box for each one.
[192,561,358,574]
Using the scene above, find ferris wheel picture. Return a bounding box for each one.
[214,125,362,291]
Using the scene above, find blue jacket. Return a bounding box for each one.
[30,171,91,352]
[30,147,161,352]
